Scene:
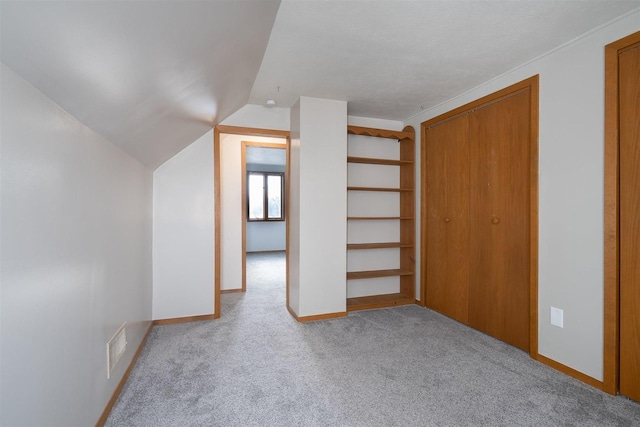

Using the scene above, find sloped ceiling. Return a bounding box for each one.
[2,1,639,169]
[0,0,281,169]
[249,0,640,120]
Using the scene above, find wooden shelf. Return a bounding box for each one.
[347,186,413,192]
[346,124,415,314]
[347,269,414,280]
[348,125,414,141]
[347,293,415,312]
[347,216,414,221]
[347,242,414,250]
[347,156,413,166]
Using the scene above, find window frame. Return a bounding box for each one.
[246,171,285,222]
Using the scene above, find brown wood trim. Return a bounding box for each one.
[422,81,536,129]
[220,288,244,294]
[152,314,216,326]
[347,125,413,140]
[529,75,540,358]
[347,156,413,166]
[347,293,415,311]
[535,353,604,391]
[603,30,640,396]
[420,75,539,356]
[216,125,290,138]
[95,322,153,427]
[347,186,413,192]
[286,306,347,322]
[347,269,414,280]
[214,128,222,319]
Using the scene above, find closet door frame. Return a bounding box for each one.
[603,31,640,396]
[420,75,539,357]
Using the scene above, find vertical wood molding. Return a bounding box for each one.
[529,75,540,358]
[603,30,640,396]
[213,128,222,319]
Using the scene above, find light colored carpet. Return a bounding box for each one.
[106,251,640,426]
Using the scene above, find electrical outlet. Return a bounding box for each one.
[550,307,564,328]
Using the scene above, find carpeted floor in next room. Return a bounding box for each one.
[106,251,640,426]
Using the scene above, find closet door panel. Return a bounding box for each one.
[468,90,531,351]
[425,115,470,323]
[619,44,640,402]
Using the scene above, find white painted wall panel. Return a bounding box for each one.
[290,97,347,317]
[405,11,640,380]
[153,131,214,319]
[288,100,301,314]
[1,65,152,426]
[246,221,286,252]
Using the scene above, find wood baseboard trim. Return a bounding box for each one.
[220,289,244,294]
[535,353,604,391]
[95,322,153,427]
[152,313,216,326]
[287,306,347,322]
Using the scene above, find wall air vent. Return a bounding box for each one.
[107,323,127,379]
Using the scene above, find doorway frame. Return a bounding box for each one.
[241,141,289,292]
[214,125,291,317]
[603,30,640,396]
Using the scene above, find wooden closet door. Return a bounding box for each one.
[468,90,531,351]
[425,115,470,323]
[619,44,640,402]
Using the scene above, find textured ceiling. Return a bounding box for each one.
[2,1,638,169]
[1,0,281,169]
[249,0,640,120]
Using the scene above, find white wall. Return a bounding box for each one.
[289,97,347,317]
[221,104,290,131]
[289,101,301,314]
[405,11,640,381]
[0,65,153,426]
[152,130,214,320]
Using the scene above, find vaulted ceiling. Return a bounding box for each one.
[2,1,638,169]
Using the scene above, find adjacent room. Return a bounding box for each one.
[1,1,639,425]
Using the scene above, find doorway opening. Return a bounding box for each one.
[242,143,287,295]
[214,126,290,318]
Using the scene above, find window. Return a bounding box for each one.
[247,172,284,221]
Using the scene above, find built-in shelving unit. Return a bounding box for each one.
[346,125,416,312]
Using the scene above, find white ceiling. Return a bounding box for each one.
[249,0,639,120]
[0,0,280,169]
[2,1,639,169]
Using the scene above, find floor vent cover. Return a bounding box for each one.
[107,323,127,379]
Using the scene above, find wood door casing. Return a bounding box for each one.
[425,115,471,323]
[619,44,640,402]
[468,90,531,352]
